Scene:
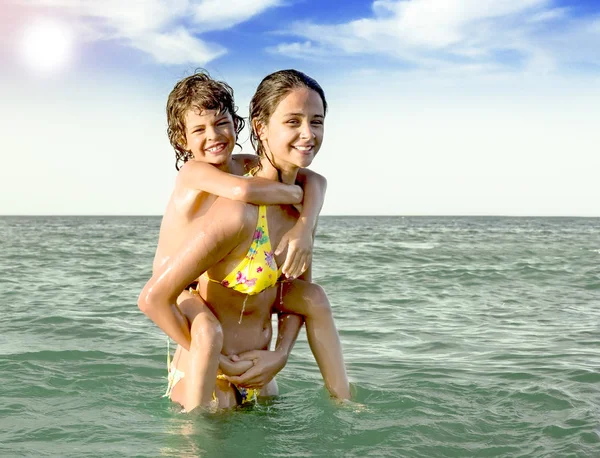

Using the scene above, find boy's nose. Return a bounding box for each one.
[205,124,217,139]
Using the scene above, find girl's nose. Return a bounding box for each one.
[300,121,314,139]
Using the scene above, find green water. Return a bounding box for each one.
[1,216,599,457]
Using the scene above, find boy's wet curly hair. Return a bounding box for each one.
[166,70,245,170]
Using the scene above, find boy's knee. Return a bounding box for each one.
[305,284,332,317]
[190,313,223,351]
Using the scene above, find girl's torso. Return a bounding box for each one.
[170,201,299,377]
[201,202,299,355]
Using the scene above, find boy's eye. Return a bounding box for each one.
[311,120,323,126]
[286,119,299,125]
[217,121,230,126]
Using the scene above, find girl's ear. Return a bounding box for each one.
[253,119,267,141]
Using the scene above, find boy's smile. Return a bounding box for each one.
[184,109,236,165]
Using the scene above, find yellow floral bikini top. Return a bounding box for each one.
[207,205,282,295]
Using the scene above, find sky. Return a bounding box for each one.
[1,0,599,216]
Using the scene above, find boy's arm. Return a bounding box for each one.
[272,264,311,361]
[275,169,327,279]
[178,160,302,205]
[274,312,303,359]
[271,263,315,361]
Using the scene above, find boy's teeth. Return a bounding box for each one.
[207,144,223,153]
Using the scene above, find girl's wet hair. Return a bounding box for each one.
[167,70,245,170]
[249,69,327,176]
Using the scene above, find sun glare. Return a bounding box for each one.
[20,18,73,73]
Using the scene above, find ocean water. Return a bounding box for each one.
[1,215,599,458]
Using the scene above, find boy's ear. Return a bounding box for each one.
[180,134,189,152]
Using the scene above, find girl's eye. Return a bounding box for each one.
[287,119,299,125]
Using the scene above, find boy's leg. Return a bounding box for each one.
[171,290,224,411]
[259,378,279,397]
[277,280,351,399]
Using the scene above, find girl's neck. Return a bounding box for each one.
[256,154,298,184]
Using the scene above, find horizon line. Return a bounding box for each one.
[1,214,599,218]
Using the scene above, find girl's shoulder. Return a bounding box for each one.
[231,154,259,174]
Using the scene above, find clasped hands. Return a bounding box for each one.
[219,349,288,389]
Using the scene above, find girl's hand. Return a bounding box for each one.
[275,223,312,280]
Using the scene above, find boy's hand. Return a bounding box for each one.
[219,354,253,376]
[222,350,287,389]
[275,222,312,279]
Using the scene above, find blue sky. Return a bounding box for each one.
[1,0,599,215]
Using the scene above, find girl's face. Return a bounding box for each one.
[184,109,236,165]
[258,87,325,171]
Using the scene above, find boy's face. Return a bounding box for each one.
[184,109,236,165]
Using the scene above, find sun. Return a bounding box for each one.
[20,18,73,73]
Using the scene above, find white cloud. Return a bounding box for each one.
[130,27,226,65]
[274,0,600,75]
[267,40,331,60]
[16,0,282,64]
[528,7,569,23]
[190,0,282,32]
